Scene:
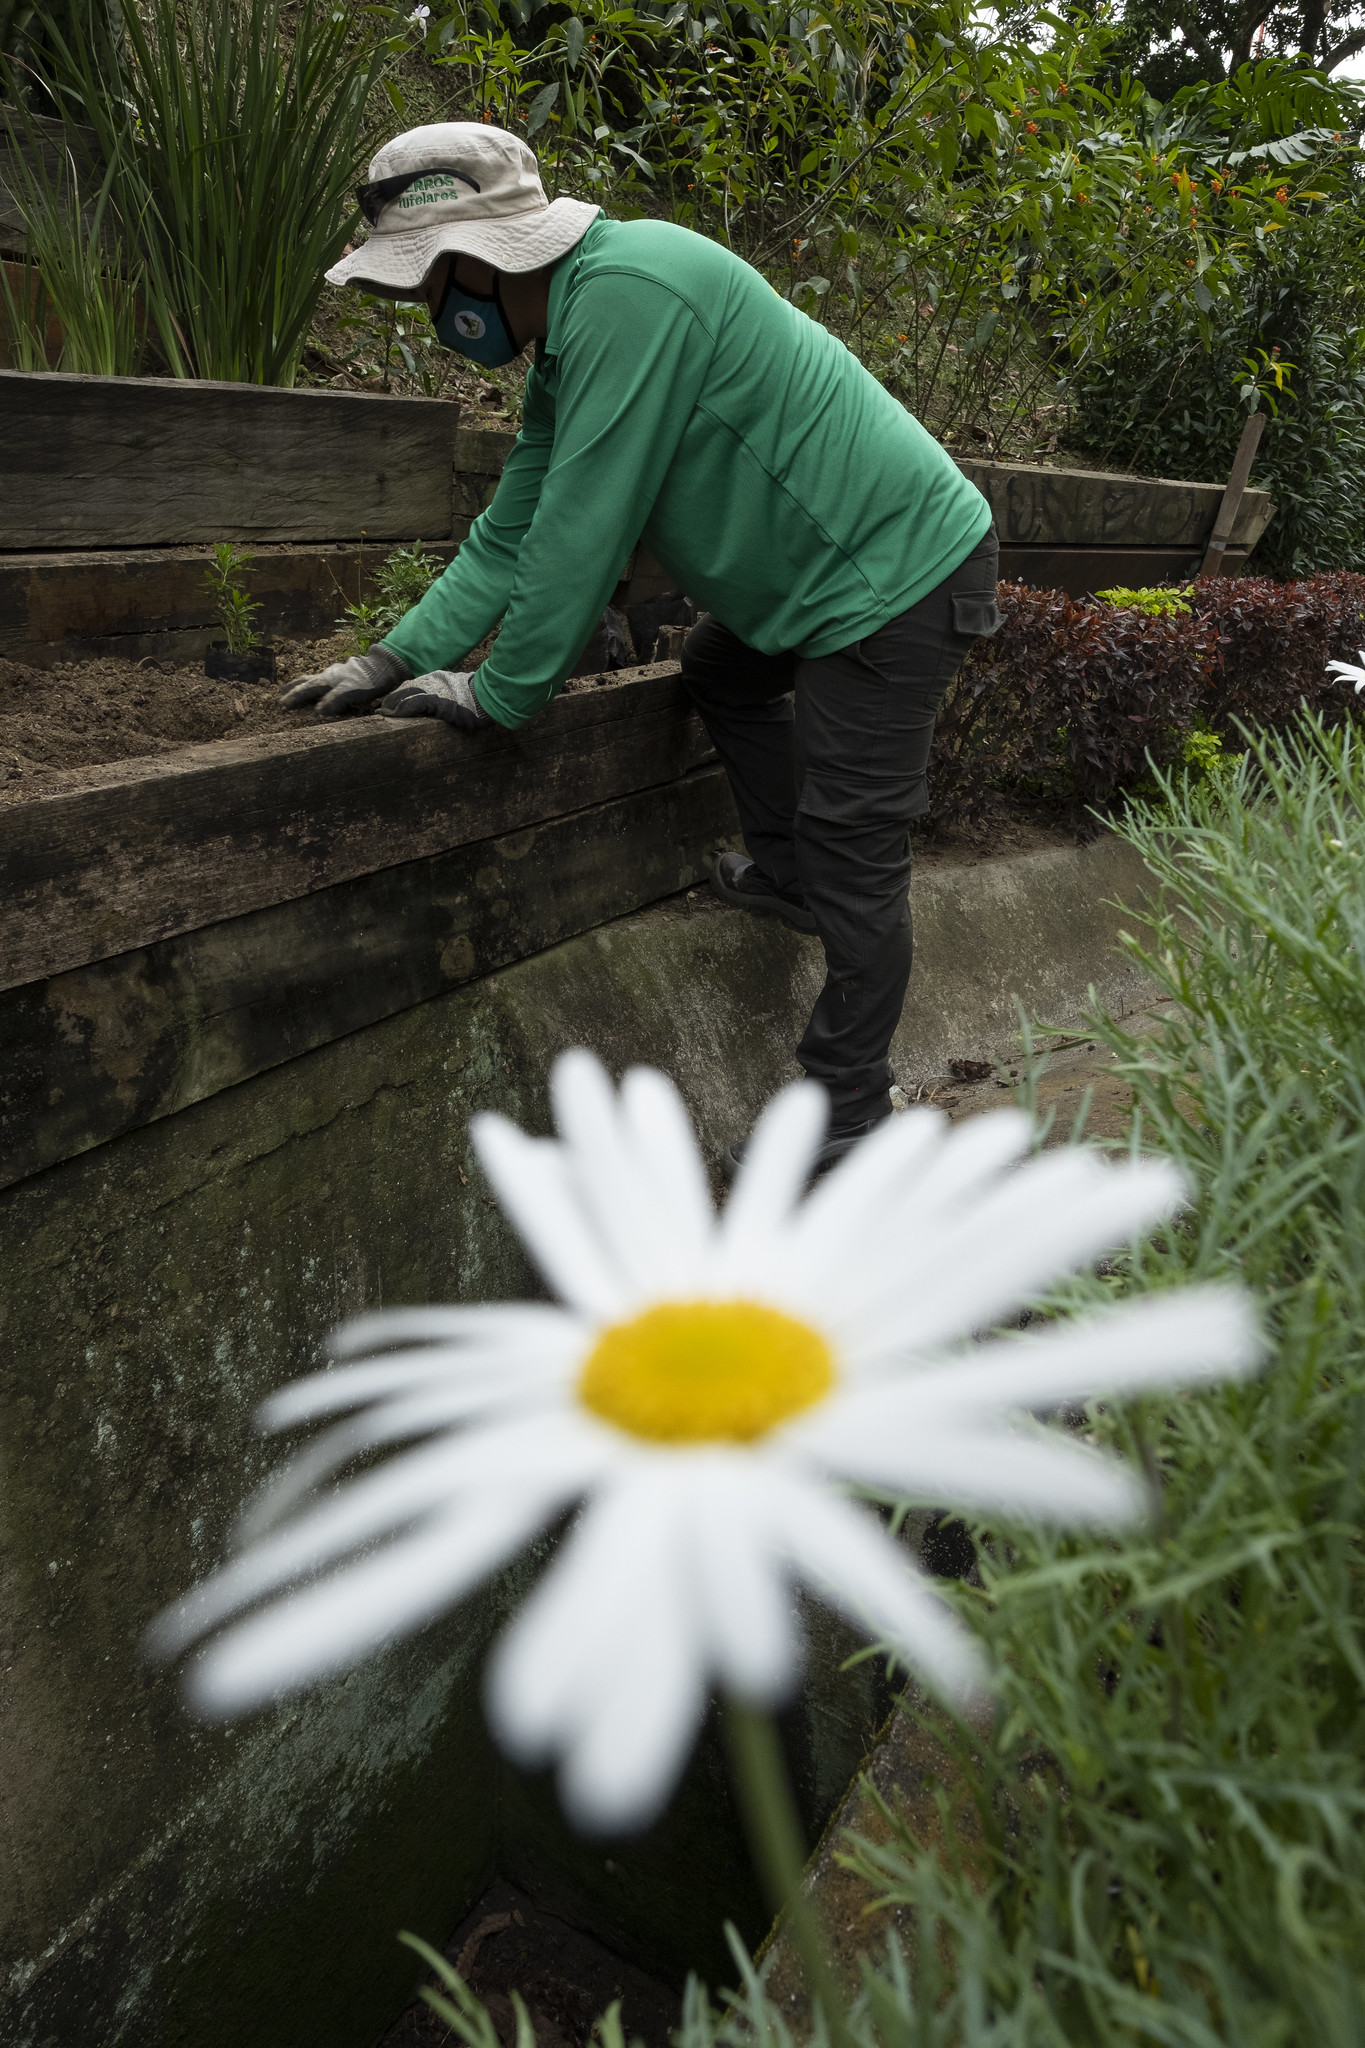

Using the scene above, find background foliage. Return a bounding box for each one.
[382,0,1338,460]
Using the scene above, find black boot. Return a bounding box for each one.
[709,851,818,935]
[721,1113,889,1183]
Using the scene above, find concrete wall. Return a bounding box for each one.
[0,832,1154,2047]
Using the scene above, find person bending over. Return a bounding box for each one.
[286,121,1002,1171]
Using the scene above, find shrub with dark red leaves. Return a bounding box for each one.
[931,570,1365,829]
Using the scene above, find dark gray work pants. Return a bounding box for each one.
[680,526,1001,1127]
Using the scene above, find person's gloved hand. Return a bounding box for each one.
[280,645,411,720]
[380,669,493,730]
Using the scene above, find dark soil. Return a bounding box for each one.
[0,633,355,806]
[377,1879,679,2048]
[0,628,544,806]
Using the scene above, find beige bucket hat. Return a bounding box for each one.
[327,122,600,297]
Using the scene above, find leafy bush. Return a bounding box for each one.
[400,0,1304,455]
[931,569,1365,826]
[1095,583,1193,616]
[1070,181,1365,578]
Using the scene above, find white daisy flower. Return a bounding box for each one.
[150,1053,1260,1832]
[1326,648,1365,694]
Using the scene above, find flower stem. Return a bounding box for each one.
[722,1699,859,2048]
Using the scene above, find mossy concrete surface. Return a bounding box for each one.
[0,830,1154,2048]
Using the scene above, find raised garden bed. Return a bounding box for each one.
[0,655,731,1186]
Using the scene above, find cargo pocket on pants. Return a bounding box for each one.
[797,767,928,829]
[952,591,1004,639]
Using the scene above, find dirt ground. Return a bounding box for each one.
[0,628,664,807]
[0,632,359,805]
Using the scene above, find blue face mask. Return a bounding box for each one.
[432,275,519,366]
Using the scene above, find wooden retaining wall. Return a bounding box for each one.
[0,660,735,1186]
[0,372,1276,666]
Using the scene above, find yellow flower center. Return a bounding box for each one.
[578,1299,835,1444]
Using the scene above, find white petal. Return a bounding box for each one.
[327,1303,577,1363]
[709,1082,828,1288]
[797,1402,1145,1522]
[150,1413,609,1659]
[239,1358,577,1545]
[489,1474,674,1761]
[687,1460,802,1701]
[552,1050,670,1296]
[764,1473,987,1702]
[845,1152,1185,1356]
[619,1065,716,1285]
[472,1114,628,1318]
[184,1486,562,1716]
[260,1313,587,1431]
[557,1542,707,1833]
[905,1286,1264,1418]
[892,1106,1033,1213]
[796,1109,1035,1333]
[778,1108,946,1300]
[550,1051,709,1304]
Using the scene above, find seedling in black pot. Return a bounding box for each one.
[204,542,277,684]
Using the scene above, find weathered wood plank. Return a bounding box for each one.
[997,542,1255,596]
[451,425,519,475]
[0,661,710,989]
[0,541,458,664]
[439,431,1276,553]
[0,370,461,547]
[958,457,1274,551]
[0,766,739,1188]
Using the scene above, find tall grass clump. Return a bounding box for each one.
[33,0,385,384]
[0,138,144,374]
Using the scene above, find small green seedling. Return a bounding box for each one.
[204,542,262,654]
[338,541,444,652]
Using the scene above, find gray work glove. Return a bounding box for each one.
[280,645,411,720]
[381,669,493,730]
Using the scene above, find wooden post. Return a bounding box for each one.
[1200,411,1267,579]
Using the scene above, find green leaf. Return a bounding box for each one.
[563,14,585,69]
[972,306,999,350]
[526,80,560,136]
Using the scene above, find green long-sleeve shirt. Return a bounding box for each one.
[384,214,991,729]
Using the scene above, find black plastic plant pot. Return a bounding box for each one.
[205,643,278,685]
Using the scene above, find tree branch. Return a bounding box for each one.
[1298,0,1328,60]
[1325,23,1365,67]
[1176,13,1222,67]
